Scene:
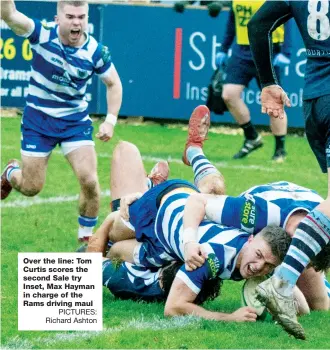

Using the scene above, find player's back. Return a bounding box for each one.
[239,181,323,231]
[287,0,330,99]
[155,189,248,275]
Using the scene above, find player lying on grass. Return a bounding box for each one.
[82,230,221,304]
[115,105,329,315]
[86,213,309,316]
[177,108,329,314]
[88,137,292,321]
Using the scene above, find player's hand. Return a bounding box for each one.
[119,192,143,221]
[96,121,114,142]
[273,53,291,69]
[184,242,207,271]
[229,306,258,322]
[261,85,291,119]
[215,52,227,68]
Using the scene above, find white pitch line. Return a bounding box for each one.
[3,316,201,349]
[1,190,111,209]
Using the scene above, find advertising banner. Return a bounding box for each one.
[99,4,307,127]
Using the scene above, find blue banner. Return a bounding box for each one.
[99,4,307,127]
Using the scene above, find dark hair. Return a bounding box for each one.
[57,1,88,12]
[161,261,222,305]
[258,226,292,262]
[311,243,330,272]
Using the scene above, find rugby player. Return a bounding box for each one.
[96,132,291,322]
[0,0,122,241]
[246,0,330,339]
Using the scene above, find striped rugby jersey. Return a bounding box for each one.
[103,260,162,297]
[21,19,112,133]
[208,181,323,234]
[155,191,248,293]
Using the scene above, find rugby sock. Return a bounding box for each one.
[274,209,330,296]
[187,146,220,185]
[240,121,259,140]
[325,276,330,298]
[275,135,286,151]
[78,215,98,240]
[7,165,20,181]
[146,178,153,189]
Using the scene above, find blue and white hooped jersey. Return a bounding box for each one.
[155,191,248,293]
[211,181,323,234]
[102,260,163,300]
[21,19,112,135]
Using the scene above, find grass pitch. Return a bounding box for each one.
[1,116,329,349]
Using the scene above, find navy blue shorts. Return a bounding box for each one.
[303,95,330,173]
[224,54,281,88]
[128,179,199,267]
[102,260,165,302]
[21,123,94,157]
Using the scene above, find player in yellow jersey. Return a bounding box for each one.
[216,0,292,162]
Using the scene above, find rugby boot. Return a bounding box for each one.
[272,148,287,163]
[233,135,263,159]
[148,161,170,186]
[182,105,210,165]
[256,276,306,340]
[1,159,20,200]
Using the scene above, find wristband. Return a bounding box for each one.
[105,113,117,126]
[182,227,198,245]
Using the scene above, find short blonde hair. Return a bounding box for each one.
[57,1,89,13]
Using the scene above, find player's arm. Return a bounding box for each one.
[87,212,117,255]
[247,0,292,88]
[102,64,123,120]
[0,0,34,36]
[183,193,232,271]
[248,1,293,118]
[164,277,257,322]
[96,65,123,142]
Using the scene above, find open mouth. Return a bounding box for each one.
[70,29,81,39]
[247,264,256,276]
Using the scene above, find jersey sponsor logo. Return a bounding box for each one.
[101,46,111,64]
[51,57,63,65]
[52,72,77,88]
[206,253,220,279]
[241,195,256,230]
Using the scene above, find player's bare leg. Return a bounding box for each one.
[111,141,148,200]
[222,84,263,159]
[66,145,100,241]
[270,113,288,162]
[1,155,49,199]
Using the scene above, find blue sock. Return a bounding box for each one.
[187,147,219,185]
[78,215,98,239]
[275,209,330,293]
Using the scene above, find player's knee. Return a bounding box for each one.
[221,89,236,106]
[79,174,99,193]
[108,242,123,259]
[21,182,43,196]
[113,141,139,162]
